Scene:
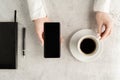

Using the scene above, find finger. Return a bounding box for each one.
[38,32,44,47]
[42,32,44,46]
[40,35,44,46]
[101,26,112,38]
[60,36,64,45]
[107,22,112,37]
[97,23,102,35]
[108,28,112,36]
[97,23,103,40]
[100,24,111,40]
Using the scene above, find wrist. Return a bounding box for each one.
[96,11,109,15]
[33,16,47,22]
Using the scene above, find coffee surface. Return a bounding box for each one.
[80,38,96,54]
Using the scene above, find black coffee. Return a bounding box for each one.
[80,38,96,54]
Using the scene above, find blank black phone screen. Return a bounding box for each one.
[44,22,60,58]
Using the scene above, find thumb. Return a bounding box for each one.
[39,33,44,47]
[41,38,44,47]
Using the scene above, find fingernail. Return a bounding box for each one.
[98,36,101,40]
[97,34,100,37]
[97,33,100,36]
[97,34,101,40]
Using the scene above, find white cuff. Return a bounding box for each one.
[27,0,47,21]
[31,7,47,20]
[94,0,111,13]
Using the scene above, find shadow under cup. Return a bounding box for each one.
[77,35,99,56]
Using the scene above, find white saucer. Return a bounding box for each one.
[69,29,103,62]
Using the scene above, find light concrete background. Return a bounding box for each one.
[0,0,120,80]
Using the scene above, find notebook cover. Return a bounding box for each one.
[0,22,18,69]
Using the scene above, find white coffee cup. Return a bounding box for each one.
[77,35,100,56]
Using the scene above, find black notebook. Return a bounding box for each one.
[0,11,18,69]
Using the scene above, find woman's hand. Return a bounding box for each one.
[96,12,112,40]
[34,17,49,46]
[34,17,63,46]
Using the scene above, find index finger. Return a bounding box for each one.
[100,24,111,40]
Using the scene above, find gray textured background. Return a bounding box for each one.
[0,0,120,80]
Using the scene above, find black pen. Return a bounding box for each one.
[22,27,26,56]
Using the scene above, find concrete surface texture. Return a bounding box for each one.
[0,0,120,80]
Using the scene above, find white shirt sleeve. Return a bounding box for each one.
[94,0,111,13]
[27,0,47,20]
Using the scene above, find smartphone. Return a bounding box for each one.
[44,22,60,58]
